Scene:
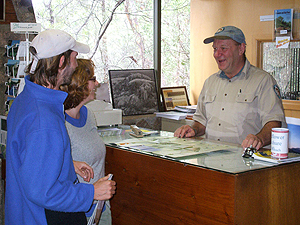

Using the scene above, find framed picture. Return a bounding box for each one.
[0,0,4,21]
[108,69,159,116]
[161,86,190,111]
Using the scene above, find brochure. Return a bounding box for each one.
[253,150,300,164]
[274,8,293,39]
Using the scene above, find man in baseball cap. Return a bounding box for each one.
[5,29,116,224]
[29,29,90,74]
[175,25,286,153]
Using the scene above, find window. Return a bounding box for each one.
[161,0,190,90]
[32,0,190,89]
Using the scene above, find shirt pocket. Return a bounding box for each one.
[236,93,256,103]
[203,94,216,103]
[203,93,216,119]
[235,93,258,122]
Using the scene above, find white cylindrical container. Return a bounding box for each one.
[271,128,289,158]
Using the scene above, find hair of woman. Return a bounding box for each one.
[61,58,95,110]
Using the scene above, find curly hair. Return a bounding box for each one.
[25,47,73,88]
[61,59,95,110]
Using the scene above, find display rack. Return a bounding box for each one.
[4,23,40,115]
[1,23,41,150]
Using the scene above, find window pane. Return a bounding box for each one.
[32,0,154,82]
[32,0,191,90]
[161,0,190,91]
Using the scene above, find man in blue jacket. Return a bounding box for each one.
[5,29,116,224]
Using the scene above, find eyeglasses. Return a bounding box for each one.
[242,145,257,158]
[89,76,96,81]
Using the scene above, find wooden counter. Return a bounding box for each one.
[106,146,300,225]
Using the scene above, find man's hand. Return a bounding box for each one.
[241,134,263,150]
[73,161,94,182]
[242,121,282,150]
[174,121,205,138]
[174,125,196,138]
[93,174,116,201]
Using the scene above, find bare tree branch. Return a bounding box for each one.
[90,0,125,59]
[75,0,98,35]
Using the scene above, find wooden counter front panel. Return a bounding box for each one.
[235,163,300,225]
[106,146,235,225]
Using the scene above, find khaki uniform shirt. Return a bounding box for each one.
[193,59,286,145]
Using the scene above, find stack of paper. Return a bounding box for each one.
[174,105,197,113]
[155,111,188,120]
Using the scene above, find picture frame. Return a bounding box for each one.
[108,69,159,116]
[161,86,190,111]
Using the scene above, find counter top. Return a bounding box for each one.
[99,125,277,174]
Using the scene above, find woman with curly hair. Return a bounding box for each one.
[60,58,113,225]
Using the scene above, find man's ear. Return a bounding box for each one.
[59,55,65,68]
[239,43,246,55]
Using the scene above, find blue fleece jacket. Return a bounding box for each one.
[5,76,94,224]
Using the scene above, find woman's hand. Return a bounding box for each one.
[73,160,94,182]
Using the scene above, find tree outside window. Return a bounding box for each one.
[32,0,190,90]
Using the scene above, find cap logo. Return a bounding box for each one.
[216,27,224,34]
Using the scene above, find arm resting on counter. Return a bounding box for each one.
[241,121,282,150]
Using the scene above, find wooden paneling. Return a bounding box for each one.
[283,99,300,118]
[190,0,300,104]
[235,163,300,225]
[0,0,19,24]
[106,146,235,225]
[106,146,300,224]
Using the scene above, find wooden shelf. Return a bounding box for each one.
[282,99,300,118]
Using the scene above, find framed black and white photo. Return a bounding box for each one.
[161,86,190,111]
[108,69,159,116]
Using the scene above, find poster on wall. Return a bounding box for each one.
[0,0,4,21]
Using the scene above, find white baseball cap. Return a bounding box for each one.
[30,29,90,73]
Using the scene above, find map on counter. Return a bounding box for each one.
[114,136,237,158]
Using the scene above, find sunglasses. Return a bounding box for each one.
[89,76,96,81]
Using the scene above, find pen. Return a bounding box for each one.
[108,174,113,180]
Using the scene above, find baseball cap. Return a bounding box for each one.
[29,29,90,73]
[203,26,246,44]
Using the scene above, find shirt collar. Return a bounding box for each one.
[24,75,68,104]
[219,59,248,79]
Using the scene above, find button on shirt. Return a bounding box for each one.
[193,59,286,145]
